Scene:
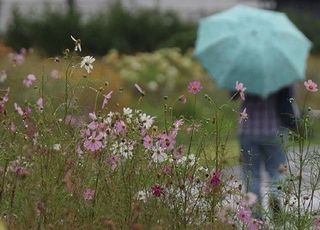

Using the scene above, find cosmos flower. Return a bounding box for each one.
[23,74,36,88]
[102,91,113,109]
[83,188,95,201]
[239,108,248,124]
[71,35,82,52]
[236,81,246,100]
[188,81,203,95]
[304,79,318,92]
[80,56,95,74]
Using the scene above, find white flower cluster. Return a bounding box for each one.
[176,154,196,166]
[151,143,167,163]
[110,139,135,159]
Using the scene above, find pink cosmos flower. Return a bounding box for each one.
[151,185,165,197]
[83,189,95,201]
[241,192,257,207]
[36,97,44,112]
[163,166,173,176]
[9,52,25,66]
[15,166,30,178]
[216,206,235,225]
[210,170,222,188]
[10,122,17,133]
[63,170,74,193]
[143,135,153,149]
[115,120,127,135]
[23,74,36,88]
[236,81,246,100]
[88,121,98,130]
[89,112,97,120]
[14,103,24,116]
[174,145,185,160]
[50,69,61,79]
[178,95,187,104]
[76,145,84,156]
[174,119,184,128]
[158,133,176,150]
[65,115,83,127]
[239,108,248,124]
[108,155,120,171]
[304,79,318,92]
[0,88,9,114]
[102,91,113,109]
[248,219,264,230]
[20,48,27,55]
[237,206,252,225]
[188,81,203,95]
[84,131,104,152]
[314,218,320,230]
[172,119,184,137]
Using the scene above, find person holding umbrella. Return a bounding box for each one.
[236,84,296,219]
[194,5,312,218]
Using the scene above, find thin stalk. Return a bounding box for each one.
[0,162,8,206]
[92,153,103,219]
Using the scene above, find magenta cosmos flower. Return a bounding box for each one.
[304,79,318,92]
[188,81,203,95]
[210,170,222,188]
[158,133,176,151]
[151,185,165,197]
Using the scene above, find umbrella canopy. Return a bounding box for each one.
[194,5,312,98]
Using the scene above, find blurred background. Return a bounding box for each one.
[0,0,319,157]
[0,0,319,55]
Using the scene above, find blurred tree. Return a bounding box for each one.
[273,0,320,17]
[66,0,76,14]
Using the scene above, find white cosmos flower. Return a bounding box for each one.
[53,144,61,151]
[80,56,95,73]
[151,144,167,163]
[140,113,155,129]
[71,35,82,52]
[0,70,7,83]
[136,190,148,202]
[123,107,133,117]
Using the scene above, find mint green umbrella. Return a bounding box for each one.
[194,5,312,98]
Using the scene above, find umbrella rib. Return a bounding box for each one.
[269,42,302,79]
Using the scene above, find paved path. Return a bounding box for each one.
[225,146,320,211]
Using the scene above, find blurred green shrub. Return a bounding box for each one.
[4,1,196,56]
[285,11,320,54]
[5,5,82,56]
[5,7,35,51]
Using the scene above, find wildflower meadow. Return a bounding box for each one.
[0,37,319,230]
